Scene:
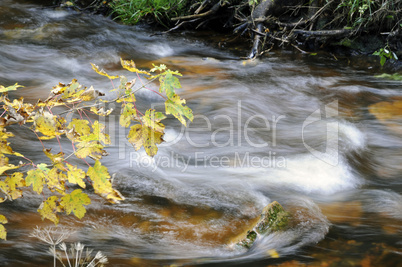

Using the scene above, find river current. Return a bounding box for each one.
[1,1,402,266]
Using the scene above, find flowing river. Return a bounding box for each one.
[1,0,402,266]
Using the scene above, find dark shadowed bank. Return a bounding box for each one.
[44,0,402,68]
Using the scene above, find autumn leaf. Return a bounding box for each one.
[120,103,138,128]
[26,164,49,194]
[34,111,58,138]
[142,109,166,133]
[0,172,25,200]
[127,124,163,157]
[67,119,90,137]
[43,148,65,171]
[127,124,144,151]
[46,168,66,194]
[0,83,23,93]
[90,106,113,116]
[61,79,85,100]
[75,140,104,159]
[159,71,182,99]
[92,120,111,145]
[66,164,86,188]
[0,214,8,240]
[120,58,151,76]
[60,189,91,219]
[165,94,194,126]
[91,63,119,80]
[87,160,124,203]
[77,86,104,101]
[38,196,61,225]
[0,163,20,176]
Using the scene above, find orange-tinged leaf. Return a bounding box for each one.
[38,196,61,225]
[91,63,119,80]
[66,164,86,188]
[60,189,90,219]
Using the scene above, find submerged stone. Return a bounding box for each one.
[229,201,290,249]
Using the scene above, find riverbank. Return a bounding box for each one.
[53,0,402,70]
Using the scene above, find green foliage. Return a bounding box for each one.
[336,0,374,28]
[0,58,193,239]
[110,0,187,26]
[374,73,402,81]
[373,44,398,67]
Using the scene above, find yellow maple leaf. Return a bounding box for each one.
[46,168,66,194]
[38,196,61,225]
[92,121,111,145]
[120,103,137,128]
[67,119,91,137]
[0,83,23,93]
[87,160,124,203]
[26,164,48,194]
[0,214,7,240]
[60,189,91,219]
[66,164,86,188]
[90,63,119,80]
[120,58,151,76]
[75,140,104,159]
[34,111,58,138]
[127,124,163,157]
[0,172,25,200]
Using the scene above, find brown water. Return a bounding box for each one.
[1,1,402,266]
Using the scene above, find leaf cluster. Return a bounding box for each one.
[0,58,193,240]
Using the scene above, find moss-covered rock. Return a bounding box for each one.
[229,201,290,249]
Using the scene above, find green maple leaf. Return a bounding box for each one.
[60,189,91,219]
[159,71,181,99]
[26,164,49,194]
[38,196,61,224]
[165,94,194,126]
